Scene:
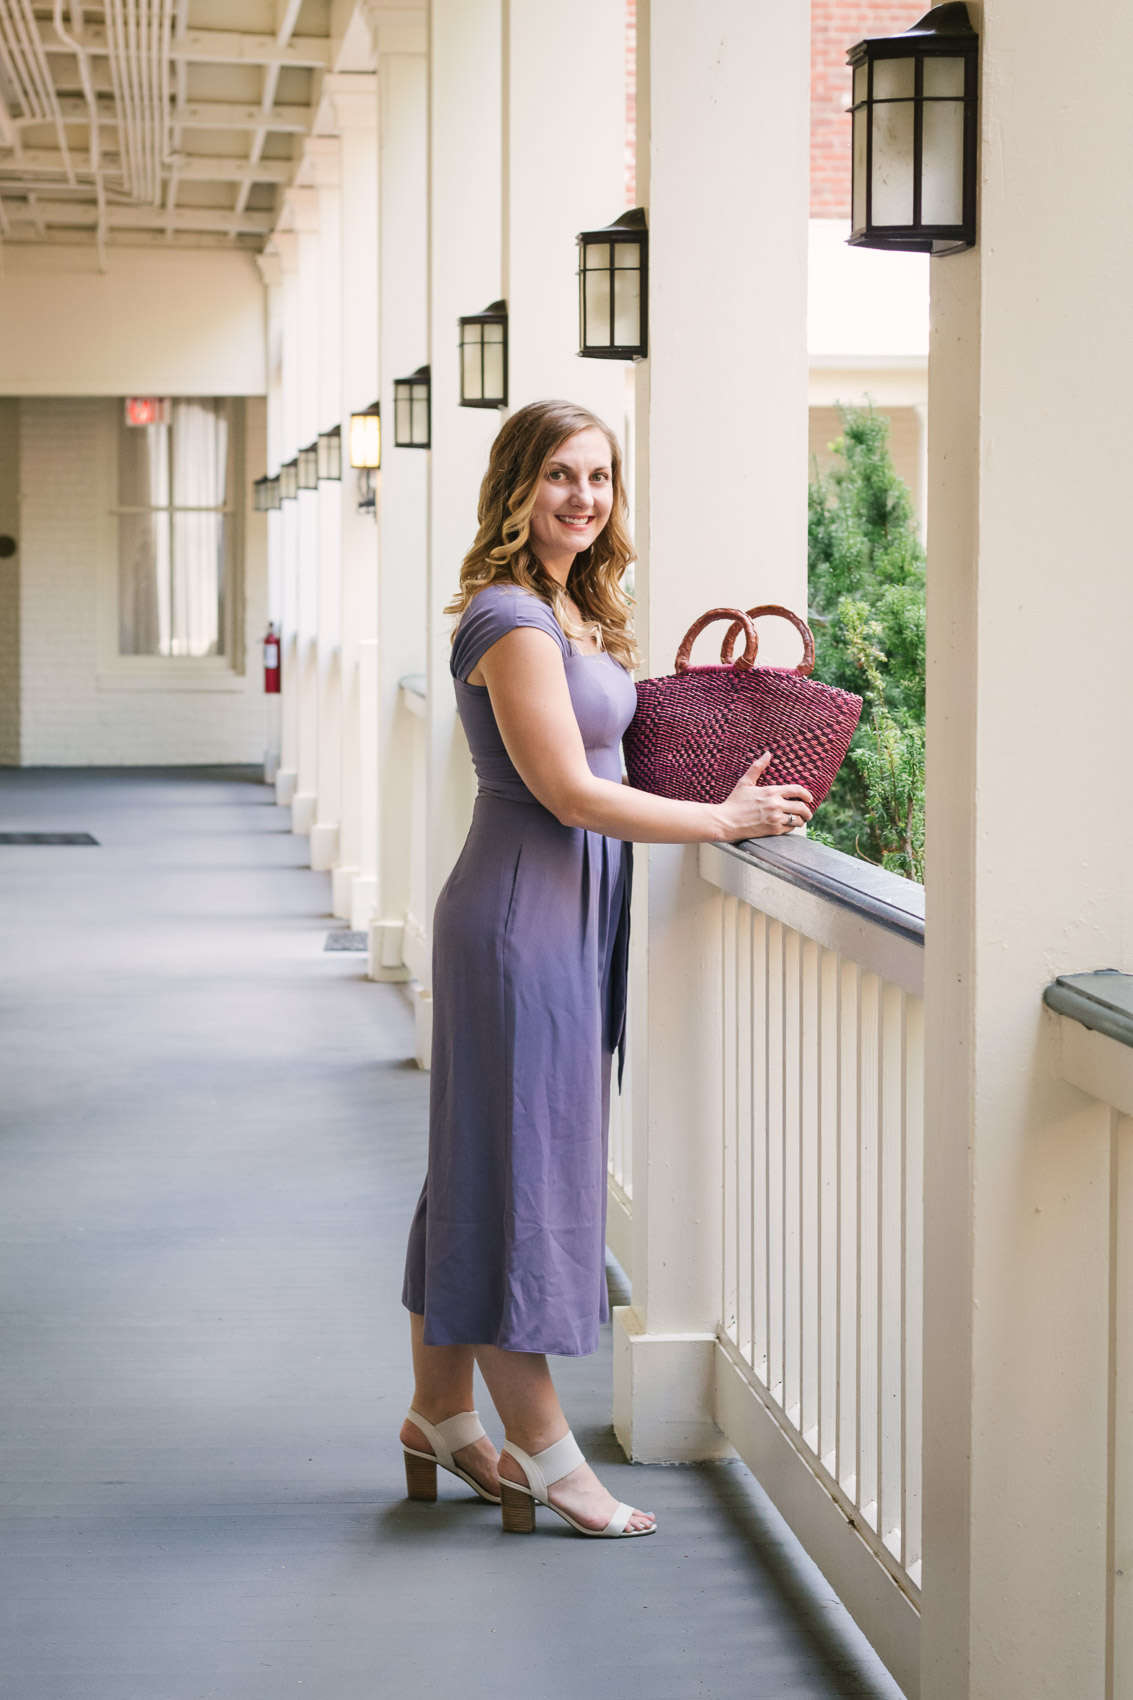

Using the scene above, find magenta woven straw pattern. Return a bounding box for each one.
[623,609,862,808]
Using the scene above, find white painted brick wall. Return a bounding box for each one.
[0,398,19,764]
[18,397,270,767]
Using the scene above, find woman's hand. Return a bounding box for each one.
[713,752,813,843]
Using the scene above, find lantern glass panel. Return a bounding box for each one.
[298,445,318,489]
[411,387,429,443]
[317,429,341,481]
[872,96,916,226]
[585,241,610,270]
[394,378,430,447]
[924,55,965,97]
[482,323,505,402]
[280,461,298,500]
[873,55,915,100]
[852,107,867,232]
[267,477,281,509]
[349,411,380,469]
[853,62,867,105]
[461,326,483,401]
[612,247,641,347]
[584,268,611,347]
[921,96,965,223]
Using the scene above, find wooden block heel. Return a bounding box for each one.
[500,1481,536,1532]
[404,1449,438,1501]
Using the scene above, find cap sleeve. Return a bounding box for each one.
[450,583,570,683]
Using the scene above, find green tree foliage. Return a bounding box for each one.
[808,406,926,883]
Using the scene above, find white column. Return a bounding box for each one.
[921,2,1133,1695]
[258,248,285,783]
[613,0,810,1462]
[273,230,301,807]
[420,0,503,1058]
[371,22,428,972]
[501,0,624,423]
[324,73,379,923]
[286,185,322,838]
[307,137,345,874]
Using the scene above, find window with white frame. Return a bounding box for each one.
[117,399,237,658]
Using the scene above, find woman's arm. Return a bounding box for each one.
[476,626,813,844]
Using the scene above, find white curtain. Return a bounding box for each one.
[118,400,230,658]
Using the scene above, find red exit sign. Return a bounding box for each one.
[124,397,171,427]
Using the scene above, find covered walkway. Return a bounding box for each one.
[0,770,899,1700]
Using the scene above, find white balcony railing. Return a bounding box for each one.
[701,836,925,1697]
[606,1036,633,1277]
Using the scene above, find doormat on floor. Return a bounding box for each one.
[324,930,368,952]
[0,832,99,845]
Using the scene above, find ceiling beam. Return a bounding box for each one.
[0,148,292,184]
[38,22,330,70]
[173,31,330,68]
[0,199,275,235]
[43,97,311,131]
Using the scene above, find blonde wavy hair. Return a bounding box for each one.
[446,399,638,669]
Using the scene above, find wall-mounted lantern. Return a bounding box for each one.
[458,301,507,408]
[297,442,319,490]
[253,475,281,512]
[279,459,299,501]
[393,365,431,448]
[576,208,648,360]
[847,2,978,255]
[317,425,341,481]
[349,402,380,516]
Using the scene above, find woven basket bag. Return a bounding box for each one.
[622,605,863,808]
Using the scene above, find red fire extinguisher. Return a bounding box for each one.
[263,622,281,693]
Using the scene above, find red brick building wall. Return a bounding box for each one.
[811,2,923,216]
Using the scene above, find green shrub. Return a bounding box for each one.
[808,406,926,883]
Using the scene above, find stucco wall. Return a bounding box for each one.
[0,246,267,398]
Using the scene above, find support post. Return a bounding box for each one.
[323,72,379,922]
[307,137,344,874]
[921,2,1133,1695]
[286,186,323,839]
[372,17,428,968]
[257,247,285,785]
[501,0,624,420]
[421,0,503,1060]
[271,230,300,809]
[614,0,810,1463]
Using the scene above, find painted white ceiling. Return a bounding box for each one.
[0,0,339,256]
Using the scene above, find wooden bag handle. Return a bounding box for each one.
[719,605,815,677]
[674,608,758,675]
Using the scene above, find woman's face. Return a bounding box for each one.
[527,426,615,571]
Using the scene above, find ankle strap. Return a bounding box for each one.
[407,1408,486,1470]
[502,1430,584,1496]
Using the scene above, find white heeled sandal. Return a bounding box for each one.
[402,1408,501,1505]
[499,1430,655,1538]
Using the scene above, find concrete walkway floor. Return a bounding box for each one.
[0,768,905,1700]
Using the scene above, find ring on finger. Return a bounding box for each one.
[784,813,795,829]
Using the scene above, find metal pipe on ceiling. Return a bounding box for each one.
[51,0,105,263]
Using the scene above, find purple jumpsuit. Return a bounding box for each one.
[402,583,636,1356]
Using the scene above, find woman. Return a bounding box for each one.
[401,401,813,1539]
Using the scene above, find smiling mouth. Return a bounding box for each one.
[556,514,593,527]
